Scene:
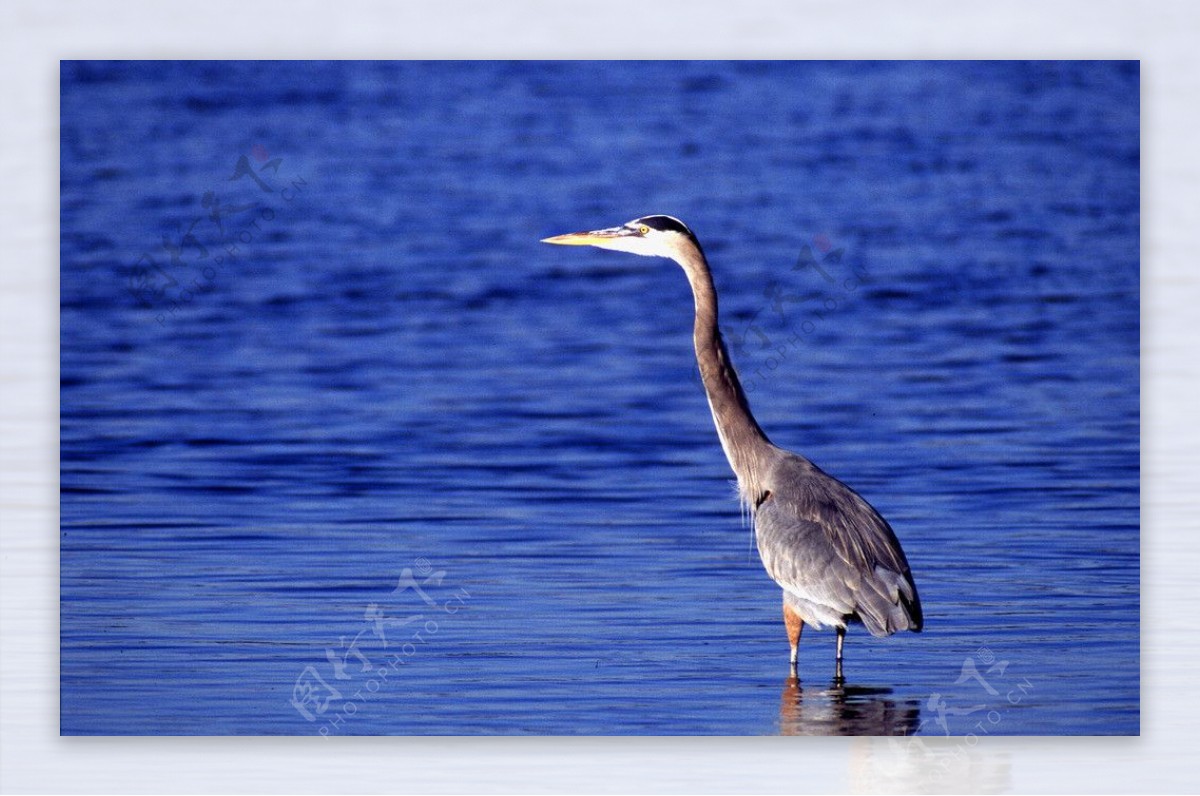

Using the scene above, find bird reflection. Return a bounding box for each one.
[850,737,1012,793]
[779,675,921,736]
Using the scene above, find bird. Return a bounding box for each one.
[542,215,922,681]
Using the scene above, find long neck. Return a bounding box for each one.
[677,246,774,501]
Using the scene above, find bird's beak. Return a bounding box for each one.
[540,226,636,246]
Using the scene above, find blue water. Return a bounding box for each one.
[60,61,1139,735]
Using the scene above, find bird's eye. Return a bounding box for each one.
[638,225,650,235]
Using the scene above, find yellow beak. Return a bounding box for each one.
[540,232,604,246]
[541,226,634,246]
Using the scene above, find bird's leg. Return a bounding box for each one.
[834,627,846,683]
[783,601,804,670]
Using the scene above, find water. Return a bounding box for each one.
[60,61,1139,735]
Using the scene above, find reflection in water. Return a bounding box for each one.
[778,675,922,736]
[849,737,1012,794]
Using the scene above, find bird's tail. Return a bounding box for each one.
[861,567,923,637]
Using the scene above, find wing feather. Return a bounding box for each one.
[753,454,923,637]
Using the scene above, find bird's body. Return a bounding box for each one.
[755,450,921,637]
[543,215,921,679]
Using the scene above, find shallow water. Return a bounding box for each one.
[60,61,1139,735]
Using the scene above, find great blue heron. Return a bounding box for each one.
[542,215,922,680]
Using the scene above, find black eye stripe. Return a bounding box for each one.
[630,215,700,247]
[635,215,692,235]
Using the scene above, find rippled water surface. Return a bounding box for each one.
[60,61,1139,735]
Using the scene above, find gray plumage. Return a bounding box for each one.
[542,215,922,676]
[756,450,922,636]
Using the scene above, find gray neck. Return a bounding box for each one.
[676,246,774,503]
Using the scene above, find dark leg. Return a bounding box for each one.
[783,600,804,670]
[834,626,845,682]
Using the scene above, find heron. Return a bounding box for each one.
[542,215,922,680]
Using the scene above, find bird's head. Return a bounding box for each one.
[541,215,702,262]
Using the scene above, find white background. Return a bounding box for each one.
[1,1,1195,792]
